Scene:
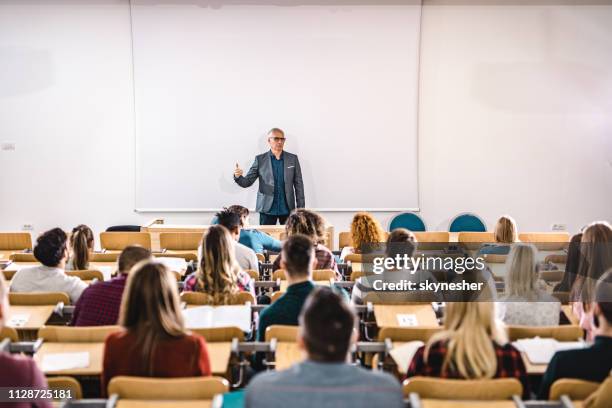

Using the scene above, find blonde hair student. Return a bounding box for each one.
[494,215,518,244]
[101,261,211,393]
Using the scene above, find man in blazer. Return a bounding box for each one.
[234,128,305,225]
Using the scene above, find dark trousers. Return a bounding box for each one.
[260,213,289,225]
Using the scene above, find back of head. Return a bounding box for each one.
[34,228,68,267]
[595,269,612,326]
[494,215,517,244]
[558,233,583,291]
[282,234,314,279]
[386,228,417,258]
[215,209,241,234]
[505,243,538,299]
[197,225,239,304]
[228,205,249,226]
[70,224,94,270]
[118,245,152,275]
[285,209,322,243]
[119,260,186,373]
[300,287,355,363]
[351,212,383,250]
[572,221,612,303]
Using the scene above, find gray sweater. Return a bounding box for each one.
[245,360,403,408]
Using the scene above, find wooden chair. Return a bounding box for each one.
[100,232,152,251]
[270,291,284,303]
[245,269,259,280]
[507,325,583,342]
[159,232,202,251]
[402,377,522,400]
[190,327,245,342]
[272,269,335,281]
[377,326,442,343]
[2,270,16,281]
[518,232,570,250]
[9,292,70,305]
[38,326,121,342]
[583,376,612,408]
[180,291,255,306]
[155,252,198,262]
[549,378,600,401]
[339,232,352,249]
[0,232,32,251]
[65,270,104,281]
[46,376,83,400]
[8,253,36,262]
[544,254,567,264]
[540,270,565,283]
[457,232,495,250]
[256,253,265,263]
[90,252,119,262]
[0,326,19,342]
[413,232,450,243]
[265,325,298,342]
[107,376,229,400]
[482,254,507,264]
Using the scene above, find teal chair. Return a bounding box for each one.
[449,213,486,232]
[389,212,426,232]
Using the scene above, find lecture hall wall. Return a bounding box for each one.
[1,0,611,247]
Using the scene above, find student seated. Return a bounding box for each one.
[478,215,518,255]
[497,243,560,326]
[351,228,441,304]
[554,232,582,292]
[10,228,87,304]
[228,205,281,254]
[183,225,255,303]
[272,209,339,279]
[538,270,612,399]
[340,211,385,260]
[70,245,151,326]
[407,287,529,397]
[0,273,52,408]
[246,287,404,408]
[216,208,259,271]
[102,260,211,393]
[65,224,94,271]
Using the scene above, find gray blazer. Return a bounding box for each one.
[234,150,305,213]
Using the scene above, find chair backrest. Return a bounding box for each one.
[9,292,70,305]
[65,270,104,281]
[483,254,507,264]
[540,270,565,283]
[518,232,570,250]
[100,232,152,251]
[155,252,198,262]
[47,376,83,400]
[449,213,487,233]
[159,232,202,251]
[265,325,299,342]
[544,254,567,264]
[8,253,36,262]
[272,269,335,281]
[0,232,32,250]
[38,326,121,342]
[180,291,254,306]
[256,253,265,263]
[190,327,245,342]
[413,232,450,243]
[507,325,583,342]
[270,291,285,303]
[90,252,119,262]
[583,375,612,408]
[339,232,352,249]
[245,269,259,280]
[389,212,426,232]
[377,326,442,342]
[108,376,229,400]
[549,378,600,401]
[272,269,287,280]
[458,232,495,250]
[0,326,19,342]
[402,377,522,400]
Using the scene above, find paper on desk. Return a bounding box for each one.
[397,314,418,327]
[514,338,585,365]
[183,305,251,332]
[8,314,29,327]
[41,352,90,372]
[389,341,425,373]
[155,257,187,272]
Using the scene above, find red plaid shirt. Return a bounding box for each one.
[407,340,530,397]
[70,274,127,326]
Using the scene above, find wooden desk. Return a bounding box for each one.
[373,304,439,328]
[34,342,104,376]
[421,401,516,408]
[280,280,330,292]
[207,342,232,375]
[117,401,211,408]
[275,342,303,371]
[7,305,55,340]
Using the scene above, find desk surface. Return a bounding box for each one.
[374,304,439,328]
[7,305,55,330]
[116,401,212,408]
[34,342,104,376]
[421,401,516,408]
[274,342,303,371]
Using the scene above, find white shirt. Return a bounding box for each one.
[9,265,87,304]
[234,241,259,272]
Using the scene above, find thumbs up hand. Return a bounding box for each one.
[234,162,244,178]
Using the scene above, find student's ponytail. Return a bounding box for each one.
[71,225,94,270]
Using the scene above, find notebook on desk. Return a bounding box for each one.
[183,305,251,332]
[514,338,585,365]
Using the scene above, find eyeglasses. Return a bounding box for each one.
[269,137,286,143]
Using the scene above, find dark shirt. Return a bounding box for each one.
[70,274,127,326]
[407,339,529,398]
[268,150,289,216]
[538,335,612,399]
[0,352,52,408]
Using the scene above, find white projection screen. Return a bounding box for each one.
[132,0,421,211]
